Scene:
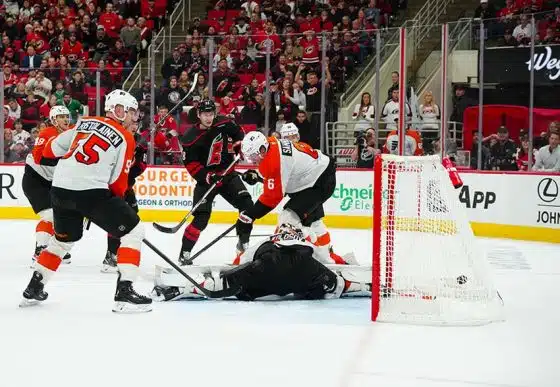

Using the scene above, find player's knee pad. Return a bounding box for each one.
[191,211,211,231]
[120,222,144,250]
[48,237,74,258]
[38,209,53,223]
[278,209,303,229]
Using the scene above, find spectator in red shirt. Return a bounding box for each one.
[61,33,84,65]
[299,31,320,66]
[516,133,537,171]
[39,95,58,120]
[3,106,15,130]
[218,94,237,120]
[99,3,122,39]
[20,92,42,131]
[3,64,19,91]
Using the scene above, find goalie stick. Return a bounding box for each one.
[142,238,241,298]
[152,155,241,233]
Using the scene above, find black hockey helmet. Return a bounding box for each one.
[198,99,216,113]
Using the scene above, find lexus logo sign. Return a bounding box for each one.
[537,178,559,203]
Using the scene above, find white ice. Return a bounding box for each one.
[0,220,558,387]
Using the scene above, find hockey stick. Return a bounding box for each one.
[152,155,241,233]
[142,238,241,298]
[182,224,237,265]
[154,72,199,128]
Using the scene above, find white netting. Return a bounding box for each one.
[373,155,504,326]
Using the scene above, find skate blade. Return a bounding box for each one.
[19,298,42,308]
[101,265,118,273]
[112,301,152,313]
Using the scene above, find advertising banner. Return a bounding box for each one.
[0,165,558,241]
[483,45,560,86]
[0,166,27,207]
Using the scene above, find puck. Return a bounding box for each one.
[457,275,468,285]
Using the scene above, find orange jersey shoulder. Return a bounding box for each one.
[257,137,284,208]
[32,126,60,164]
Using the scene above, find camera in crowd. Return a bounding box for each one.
[354,129,368,147]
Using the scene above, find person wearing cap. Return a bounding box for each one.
[93,25,111,62]
[132,77,153,107]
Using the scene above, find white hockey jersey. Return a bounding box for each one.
[381,99,412,130]
[43,116,135,197]
[257,137,329,209]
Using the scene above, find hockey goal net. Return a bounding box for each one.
[372,154,503,325]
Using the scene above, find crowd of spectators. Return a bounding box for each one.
[470,121,560,171]
[1,0,174,162]
[132,0,406,164]
[474,0,559,47]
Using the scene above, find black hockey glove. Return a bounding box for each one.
[236,211,254,236]
[241,169,263,185]
[206,172,223,186]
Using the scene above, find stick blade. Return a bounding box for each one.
[152,222,181,233]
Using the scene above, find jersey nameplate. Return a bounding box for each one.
[75,121,123,147]
[280,139,292,156]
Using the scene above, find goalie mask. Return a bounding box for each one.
[271,223,305,243]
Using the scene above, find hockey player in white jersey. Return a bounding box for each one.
[279,122,300,143]
[22,105,72,265]
[151,223,371,301]
[236,131,353,265]
[20,90,152,313]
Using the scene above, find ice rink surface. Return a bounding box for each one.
[0,220,558,387]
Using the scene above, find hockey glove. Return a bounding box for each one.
[206,172,223,186]
[241,169,263,185]
[236,211,254,236]
[232,140,242,155]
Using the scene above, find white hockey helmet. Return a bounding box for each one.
[241,131,269,163]
[104,89,138,121]
[279,122,299,139]
[49,105,70,126]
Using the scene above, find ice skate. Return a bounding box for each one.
[101,251,117,273]
[112,273,152,313]
[20,271,48,307]
[178,250,191,266]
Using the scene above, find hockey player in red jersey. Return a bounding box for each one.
[236,131,352,265]
[179,99,253,265]
[20,90,152,313]
[22,105,72,266]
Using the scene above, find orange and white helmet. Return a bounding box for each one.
[279,122,299,139]
[49,105,70,127]
[104,89,138,121]
[241,131,269,164]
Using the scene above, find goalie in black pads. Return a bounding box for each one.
[179,100,253,265]
[151,224,371,301]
